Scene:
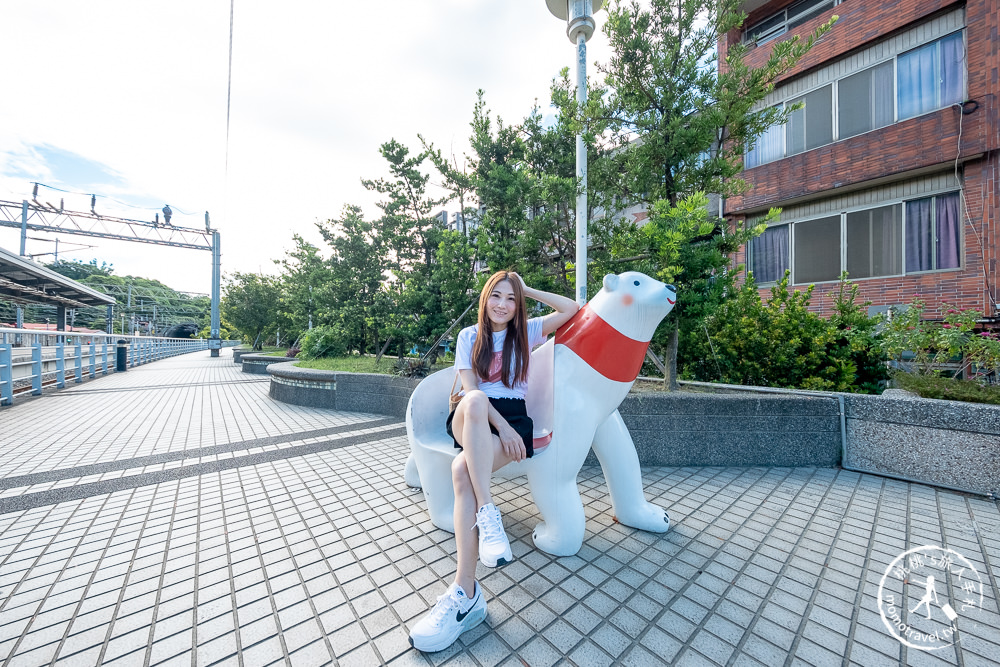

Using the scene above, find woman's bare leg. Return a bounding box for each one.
[452,437,515,593]
[451,391,498,508]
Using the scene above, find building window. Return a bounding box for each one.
[749,192,962,284]
[745,31,966,167]
[745,113,784,168]
[839,62,894,140]
[793,215,841,284]
[847,204,903,278]
[744,0,839,45]
[897,31,965,120]
[749,224,790,283]
[786,85,833,155]
[905,192,961,272]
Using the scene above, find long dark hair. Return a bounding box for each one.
[471,271,529,388]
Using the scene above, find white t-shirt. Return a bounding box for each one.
[455,318,546,399]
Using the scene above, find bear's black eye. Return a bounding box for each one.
[633,280,640,286]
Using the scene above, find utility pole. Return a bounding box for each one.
[14,201,28,337]
[210,231,221,356]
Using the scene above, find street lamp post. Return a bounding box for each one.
[545,0,603,305]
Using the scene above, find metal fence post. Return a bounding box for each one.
[75,340,83,383]
[89,341,96,378]
[101,340,109,375]
[56,339,66,388]
[0,344,12,405]
[31,342,43,395]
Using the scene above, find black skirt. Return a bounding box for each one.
[445,397,535,458]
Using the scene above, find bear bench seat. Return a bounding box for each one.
[405,272,675,555]
[403,366,553,507]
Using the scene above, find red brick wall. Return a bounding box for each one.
[722,0,1000,318]
[729,151,998,318]
[727,108,984,213]
[734,0,965,81]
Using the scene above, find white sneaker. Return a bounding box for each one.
[474,503,512,567]
[408,582,487,652]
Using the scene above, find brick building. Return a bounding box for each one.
[724,0,999,320]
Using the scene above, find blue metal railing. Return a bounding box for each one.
[0,329,239,406]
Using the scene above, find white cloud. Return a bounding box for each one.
[0,0,611,293]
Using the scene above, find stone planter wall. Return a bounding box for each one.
[843,393,999,496]
[267,362,420,418]
[266,365,841,468]
[609,392,841,467]
[241,353,295,375]
[232,348,255,364]
[262,366,1000,495]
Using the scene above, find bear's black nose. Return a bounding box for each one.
[664,284,676,292]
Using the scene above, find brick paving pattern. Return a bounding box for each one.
[0,350,998,666]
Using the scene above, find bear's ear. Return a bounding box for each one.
[603,274,619,292]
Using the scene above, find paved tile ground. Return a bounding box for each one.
[0,349,998,666]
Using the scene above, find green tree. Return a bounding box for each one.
[442,88,584,297]
[464,92,529,275]
[586,0,836,388]
[276,235,331,344]
[46,258,114,281]
[317,205,393,355]
[221,272,282,349]
[362,139,447,276]
[363,140,468,359]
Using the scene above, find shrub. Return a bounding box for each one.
[395,357,431,378]
[828,275,890,394]
[892,372,1000,404]
[878,297,1000,385]
[298,325,349,360]
[686,273,858,392]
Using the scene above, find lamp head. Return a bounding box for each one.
[545,0,604,21]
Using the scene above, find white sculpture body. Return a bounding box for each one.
[405,271,676,556]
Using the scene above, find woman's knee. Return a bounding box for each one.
[451,456,473,492]
[458,390,489,419]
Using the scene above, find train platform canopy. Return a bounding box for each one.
[0,245,115,309]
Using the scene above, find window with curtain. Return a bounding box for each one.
[786,85,833,155]
[745,115,784,168]
[839,62,894,139]
[744,30,965,167]
[905,192,961,272]
[749,225,790,284]
[898,32,965,120]
[793,216,841,284]
[846,204,902,278]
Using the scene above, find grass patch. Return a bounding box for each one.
[294,355,451,375]
[892,372,1000,405]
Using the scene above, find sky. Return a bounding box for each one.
[0,1,613,295]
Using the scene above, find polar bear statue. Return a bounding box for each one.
[404,271,676,556]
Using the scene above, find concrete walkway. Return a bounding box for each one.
[0,349,997,666]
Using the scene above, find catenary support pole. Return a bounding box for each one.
[16,200,27,342]
[20,201,27,255]
[210,230,221,357]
